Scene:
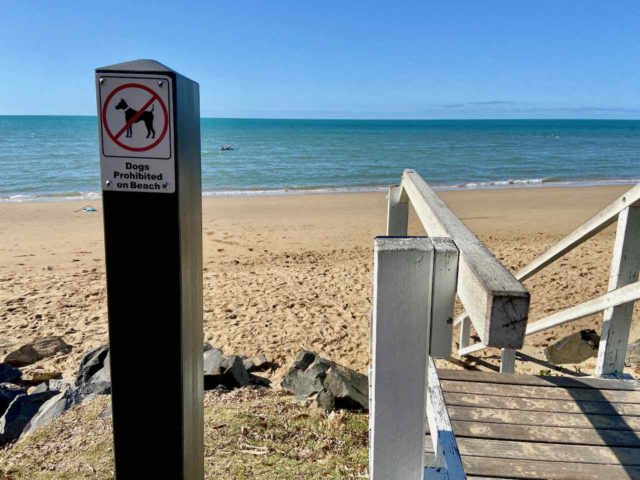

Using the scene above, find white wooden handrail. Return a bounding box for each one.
[526,281,640,335]
[516,184,640,282]
[457,182,640,377]
[389,170,530,350]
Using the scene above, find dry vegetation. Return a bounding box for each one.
[0,388,369,480]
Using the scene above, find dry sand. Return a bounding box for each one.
[1,185,638,380]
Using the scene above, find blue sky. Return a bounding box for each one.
[1,1,639,119]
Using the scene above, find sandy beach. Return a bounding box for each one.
[1,184,638,380]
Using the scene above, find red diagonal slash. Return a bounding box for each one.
[102,82,170,153]
[114,95,157,140]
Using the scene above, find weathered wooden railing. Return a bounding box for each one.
[457,182,640,377]
[390,170,531,359]
[370,236,465,479]
[370,170,532,479]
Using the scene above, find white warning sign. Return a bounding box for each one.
[97,74,174,193]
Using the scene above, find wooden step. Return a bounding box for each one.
[426,369,640,478]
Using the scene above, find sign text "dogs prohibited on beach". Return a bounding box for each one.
[97,74,175,193]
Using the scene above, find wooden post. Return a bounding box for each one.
[500,348,516,374]
[387,185,409,236]
[429,238,459,358]
[596,206,640,376]
[96,60,203,479]
[370,237,433,480]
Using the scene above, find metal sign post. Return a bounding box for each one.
[96,59,203,479]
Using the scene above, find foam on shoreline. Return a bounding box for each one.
[1,177,637,203]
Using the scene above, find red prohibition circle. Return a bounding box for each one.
[102,82,169,152]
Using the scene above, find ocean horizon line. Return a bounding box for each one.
[2,114,640,122]
[2,177,637,204]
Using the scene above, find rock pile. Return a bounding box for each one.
[0,340,275,446]
[0,341,364,445]
[0,340,110,446]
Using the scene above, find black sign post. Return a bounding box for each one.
[96,60,203,479]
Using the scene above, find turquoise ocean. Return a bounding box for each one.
[0,117,638,201]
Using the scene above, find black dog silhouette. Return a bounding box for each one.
[114,99,156,138]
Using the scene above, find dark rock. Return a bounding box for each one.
[204,354,251,390]
[222,356,251,387]
[29,337,71,357]
[626,341,640,367]
[0,383,25,417]
[316,389,336,412]
[292,350,317,371]
[88,351,110,385]
[203,348,225,376]
[243,354,273,372]
[4,345,41,367]
[0,391,58,444]
[75,345,110,388]
[322,362,368,410]
[49,379,71,392]
[203,348,252,390]
[0,364,21,384]
[75,345,110,399]
[545,330,600,365]
[80,379,111,400]
[281,351,332,400]
[281,351,368,412]
[22,387,77,436]
[249,375,271,388]
[4,337,72,367]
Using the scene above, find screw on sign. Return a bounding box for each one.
[102,83,169,152]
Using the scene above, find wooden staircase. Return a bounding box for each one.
[426,369,640,479]
[370,171,640,479]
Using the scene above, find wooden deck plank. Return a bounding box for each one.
[425,450,640,480]
[438,369,640,391]
[441,379,640,403]
[445,392,640,415]
[425,436,640,466]
[447,405,640,430]
[449,419,640,447]
[431,370,640,477]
